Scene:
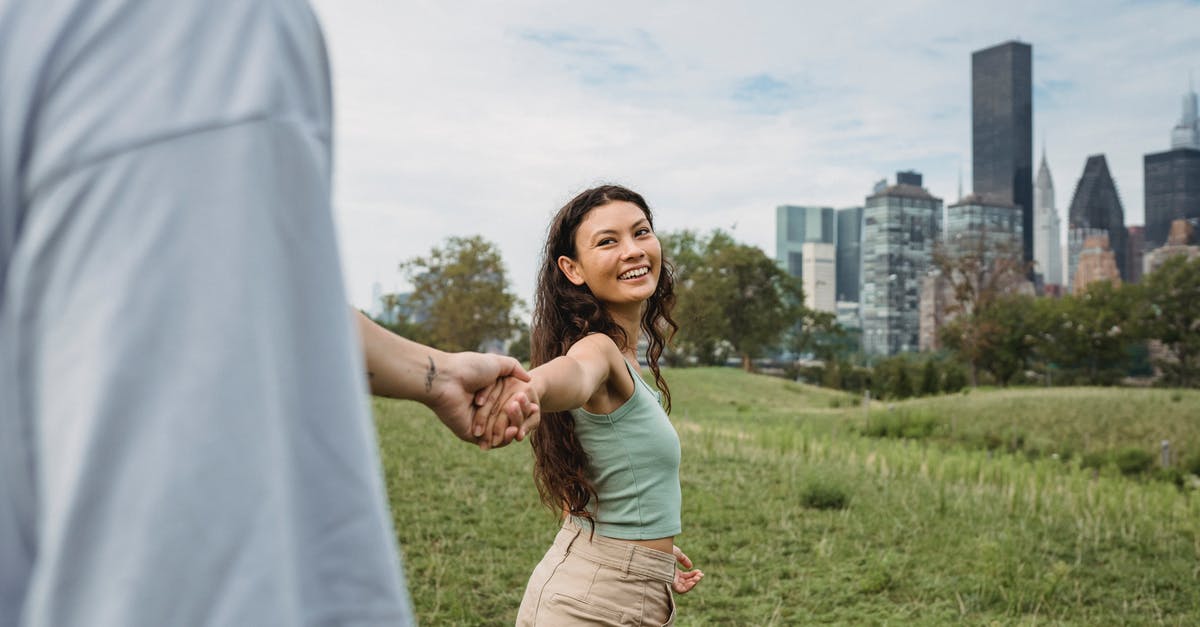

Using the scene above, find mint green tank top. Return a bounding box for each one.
[569,362,682,539]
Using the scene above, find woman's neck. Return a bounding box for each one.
[607,304,642,358]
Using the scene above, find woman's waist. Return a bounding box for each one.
[557,519,676,583]
[616,535,673,555]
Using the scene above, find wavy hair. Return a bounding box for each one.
[529,185,678,527]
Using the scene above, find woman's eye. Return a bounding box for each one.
[599,238,616,246]
[636,228,651,237]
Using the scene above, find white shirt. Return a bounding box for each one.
[0,0,412,624]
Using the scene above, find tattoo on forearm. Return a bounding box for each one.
[367,371,375,380]
[425,356,437,393]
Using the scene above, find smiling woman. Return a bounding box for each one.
[476,185,704,625]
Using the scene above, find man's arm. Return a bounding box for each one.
[354,310,537,446]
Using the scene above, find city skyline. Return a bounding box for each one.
[309,0,1200,309]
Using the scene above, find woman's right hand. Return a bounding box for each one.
[475,375,541,450]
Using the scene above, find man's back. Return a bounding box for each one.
[0,1,411,624]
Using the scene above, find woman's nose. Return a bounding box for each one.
[620,239,646,259]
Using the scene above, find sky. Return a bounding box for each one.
[308,0,1200,312]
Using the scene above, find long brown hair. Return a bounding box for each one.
[529,185,678,526]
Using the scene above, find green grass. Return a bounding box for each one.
[373,369,1200,625]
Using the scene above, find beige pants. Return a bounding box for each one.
[516,521,676,626]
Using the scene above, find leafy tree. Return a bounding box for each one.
[507,322,531,365]
[932,234,1031,385]
[788,309,845,362]
[976,294,1036,386]
[919,359,940,396]
[665,229,804,371]
[400,235,524,353]
[1135,255,1200,386]
[1033,281,1134,385]
[941,361,968,393]
[892,362,914,399]
[368,295,429,344]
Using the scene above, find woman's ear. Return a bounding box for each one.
[557,255,586,286]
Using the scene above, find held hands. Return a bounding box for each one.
[672,545,704,594]
[428,352,539,448]
[472,375,542,450]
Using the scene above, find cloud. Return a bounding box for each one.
[310,0,1200,310]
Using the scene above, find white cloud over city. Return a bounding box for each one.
[310,0,1200,309]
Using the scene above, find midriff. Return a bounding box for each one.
[613,535,674,556]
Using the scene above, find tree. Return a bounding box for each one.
[788,309,845,362]
[1033,281,1134,385]
[400,235,524,353]
[665,229,804,371]
[932,232,1032,386]
[919,359,940,396]
[1135,255,1200,386]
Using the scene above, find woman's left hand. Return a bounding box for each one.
[672,545,704,594]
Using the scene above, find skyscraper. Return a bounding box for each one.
[775,205,835,277]
[1068,154,1129,280]
[800,242,836,314]
[1033,150,1063,286]
[1126,225,1145,284]
[835,206,863,303]
[861,172,942,356]
[943,194,1023,267]
[972,41,1033,266]
[1144,82,1200,249]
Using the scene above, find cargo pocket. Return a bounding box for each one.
[548,593,625,626]
[660,584,676,626]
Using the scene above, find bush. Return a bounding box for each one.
[1183,452,1200,477]
[861,410,939,440]
[920,360,940,396]
[1112,447,1155,476]
[800,477,850,510]
[942,364,968,393]
[1080,451,1109,470]
[1080,449,1152,475]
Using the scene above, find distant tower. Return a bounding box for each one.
[860,171,942,356]
[972,41,1034,267]
[1171,75,1200,150]
[1145,80,1200,249]
[1072,234,1122,295]
[1068,155,1130,281]
[835,206,864,303]
[1033,148,1063,285]
[775,205,836,313]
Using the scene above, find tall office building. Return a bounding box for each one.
[861,172,942,356]
[1066,226,1106,292]
[943,194,1023,267]
[1068,154,1129,280]
[972,41,1033,266]
[1144,82,1200,249]
[775,205,835,276]
[1073,234,1122,295]
[1126,225,1146,284]
[1144,219,1200,275]
[835,206,863,302]
[1033,150,1063,286]
[800,242,837,314]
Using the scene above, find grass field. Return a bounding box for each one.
[373,368,1200,625]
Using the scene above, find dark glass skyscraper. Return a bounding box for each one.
[1144,148,1200,249]
[835,206,863,302]
[972,41,1033,266]
[1068,154,1129,280]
